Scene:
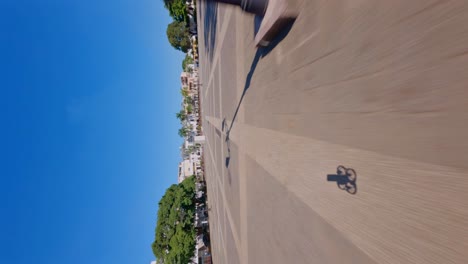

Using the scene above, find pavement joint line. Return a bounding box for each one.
[233,18,249,261]
[208,124,229,250]
[218,61,226,189]
[205,128,243,261]
[205,145,216,245]
[206,137,237,264]
[205,141,229,264]
[203,8,233,100]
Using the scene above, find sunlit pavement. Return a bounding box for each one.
[197,1,468,263]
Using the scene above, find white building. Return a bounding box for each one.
[187,114,198,133]
[178,159,194,183]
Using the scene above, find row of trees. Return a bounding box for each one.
[152,2,201,263]
[152,176,197,263]
[164,0,193,52]
[162,1,199,138]
[176,87,196,138]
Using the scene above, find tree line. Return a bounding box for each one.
[152,176,197,263]
[163,0,194,53]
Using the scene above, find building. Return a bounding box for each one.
[180,71,198,94]
[178,159,194,183]
[180,72,189,87]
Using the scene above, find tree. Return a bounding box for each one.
[152,177,196,263]
[186,104,193,114]
[178,126,190,138]
[176,110,187,122]
[180,88,189,97]
[184,145,197,155]
[184,95,193,105]
[163,0,188,23]
[182,54,194,71]
[167,21,191,52]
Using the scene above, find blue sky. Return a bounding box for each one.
[0,1,184,263]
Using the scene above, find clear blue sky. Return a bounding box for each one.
[0,1,184,263]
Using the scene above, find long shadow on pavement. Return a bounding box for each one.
[224,19,296,168]
[225,19,295,144]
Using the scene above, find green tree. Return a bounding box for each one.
[163,0,188,23]
[178,126,190,137]
[186,104,193,114]
[152,177,196,263]
[184,145,197,155]
[167,21,191,52]
[180,88,189,97]
[184,95,193,105]
[176,110,187,122]
[182,54,194,71]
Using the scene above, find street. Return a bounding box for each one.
[197,1,468,263]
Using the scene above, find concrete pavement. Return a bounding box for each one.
[197,1,468,263]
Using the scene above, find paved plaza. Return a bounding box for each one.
[197,1,468,263]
